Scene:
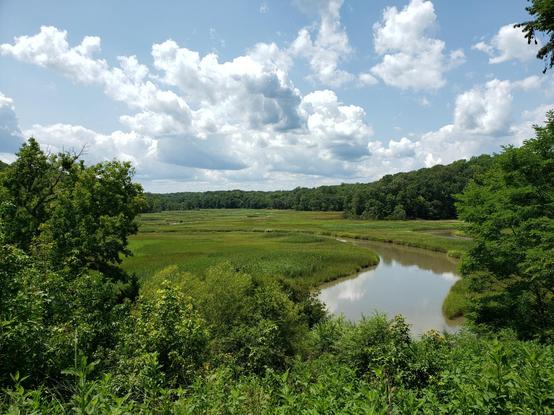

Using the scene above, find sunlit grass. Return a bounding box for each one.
[123,209,471,288]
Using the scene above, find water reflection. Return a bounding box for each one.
[319,240,462,335]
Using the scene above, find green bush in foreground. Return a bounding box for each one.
[2,314,554,414]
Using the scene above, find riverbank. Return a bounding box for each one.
[319,239,462,334]
[124,209,471,317]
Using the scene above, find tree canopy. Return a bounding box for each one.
[0,138,146,383]
[0,138,144,278]
[457,111,554,340]
[517,0,554,72]
[144,155,493,220]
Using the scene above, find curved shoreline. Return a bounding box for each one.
[318,235,464,324]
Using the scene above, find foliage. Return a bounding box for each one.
[0,138,144,279]
[0,229,131,387]
[146,263,318,374]
[0,138,144,387]
[112,282,208,398]
[3,320,554,414]
[517,0,554,72]
[442,278,469,319]
[457,112,554,340]
[144,155,493,220]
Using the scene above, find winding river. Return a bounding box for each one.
[319,240,462,335]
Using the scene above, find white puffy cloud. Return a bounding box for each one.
[0,92,24,153]
[509,103,554,145]
[7,22,546,193]
[1,26,380,188]
[0,26,104,83]
[367,75,546,173]
[0,26,193,134]
[368,137,417,159]
[472,24,539,64]
[370,0,462,91]
[290,0,354,86]
[23,123,157,167]
[511,75,544,91]
[453,79,513,136]
[152,40,301,132]
[298,89,373,161]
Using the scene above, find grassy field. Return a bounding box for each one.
[134,209,470,251]
[123,210,472,292]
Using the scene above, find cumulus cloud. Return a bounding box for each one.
[453,79,513,136]
[6,22,545,192]
[1,26,379,188]
[509,103,554,145]
[0,92,24,153]
[367,75,546,173]
[0,26,193,134]
[358,72,378,86]
[299,89,373,161]
[23,123,157,167]
[370,0,463,91]
[152,39,301,132]
[290,0,354,86]
[368,137,417,159]
[472,24,539,64]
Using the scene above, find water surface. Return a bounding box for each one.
[319,240,462,335]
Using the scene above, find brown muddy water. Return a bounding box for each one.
[319,240,462,335]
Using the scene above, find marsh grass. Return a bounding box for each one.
[123,209,471,288]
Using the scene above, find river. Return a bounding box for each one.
[319,240,462,335]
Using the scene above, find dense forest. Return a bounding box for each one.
[145,155,493,220]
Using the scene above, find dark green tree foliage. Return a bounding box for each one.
[144,155,493,220]
[142,263,316,374]
[457,112,554,340]
[0,138,144,386]
[0,160,7,171]
[517,0,554,72]
[1,138,144,278]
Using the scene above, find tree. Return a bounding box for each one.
[0,138,145,386]
[0,138,144,280]
[517,0,554,72]
[456,112,554,341]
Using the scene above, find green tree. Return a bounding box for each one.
[0,138,145,385]
[457,112,554,340]
[517,0,554,72]
[1,138,144,280]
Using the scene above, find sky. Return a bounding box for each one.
[0,0,552,192]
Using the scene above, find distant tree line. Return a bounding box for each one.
[144,154,494,220]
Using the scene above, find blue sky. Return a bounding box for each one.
[0,0,552,192]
